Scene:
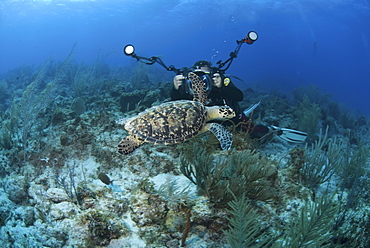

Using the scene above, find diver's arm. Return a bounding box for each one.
[171,84,193,101]
[171,74,190,100]
[171,87,183,100]
[171,87,193,101]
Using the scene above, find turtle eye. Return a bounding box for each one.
[219,107,235,118]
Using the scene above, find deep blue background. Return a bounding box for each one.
[1,0,369,117]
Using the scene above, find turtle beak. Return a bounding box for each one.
[230,109,236,118]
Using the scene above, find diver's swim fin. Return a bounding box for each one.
[242,102,307,143]
[243,102,260,116]
[270,125,307,143]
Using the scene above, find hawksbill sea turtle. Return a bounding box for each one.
[117,72,236,154]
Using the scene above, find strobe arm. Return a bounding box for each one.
[216,31,258,72]
[123,44,181,74]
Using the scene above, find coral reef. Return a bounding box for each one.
[0,60,369,248]
[275,195,339,247]
[300,127,345,192]
[180,143,278,207]
[224,193,269,248]
[294,96,322,140]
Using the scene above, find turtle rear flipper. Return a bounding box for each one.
[204,123,233,150]
[118,135,144,154]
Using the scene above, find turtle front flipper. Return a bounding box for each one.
[203,123,233,150]
[188,72,207,105]
[118,135,144,154]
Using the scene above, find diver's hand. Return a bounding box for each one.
[173,75,185,90]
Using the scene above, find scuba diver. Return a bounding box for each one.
[123,31,307,143]
[170,59,278,141]
[171,60,243,122]
[171,60,243,112]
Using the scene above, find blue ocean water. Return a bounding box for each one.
[1,1,370,247]
[1,0,370,116]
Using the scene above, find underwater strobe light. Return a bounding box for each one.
[243,31,258,44]
[124,44,135,56]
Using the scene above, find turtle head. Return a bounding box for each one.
[218,106,236,119]
[206,106,235,121]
